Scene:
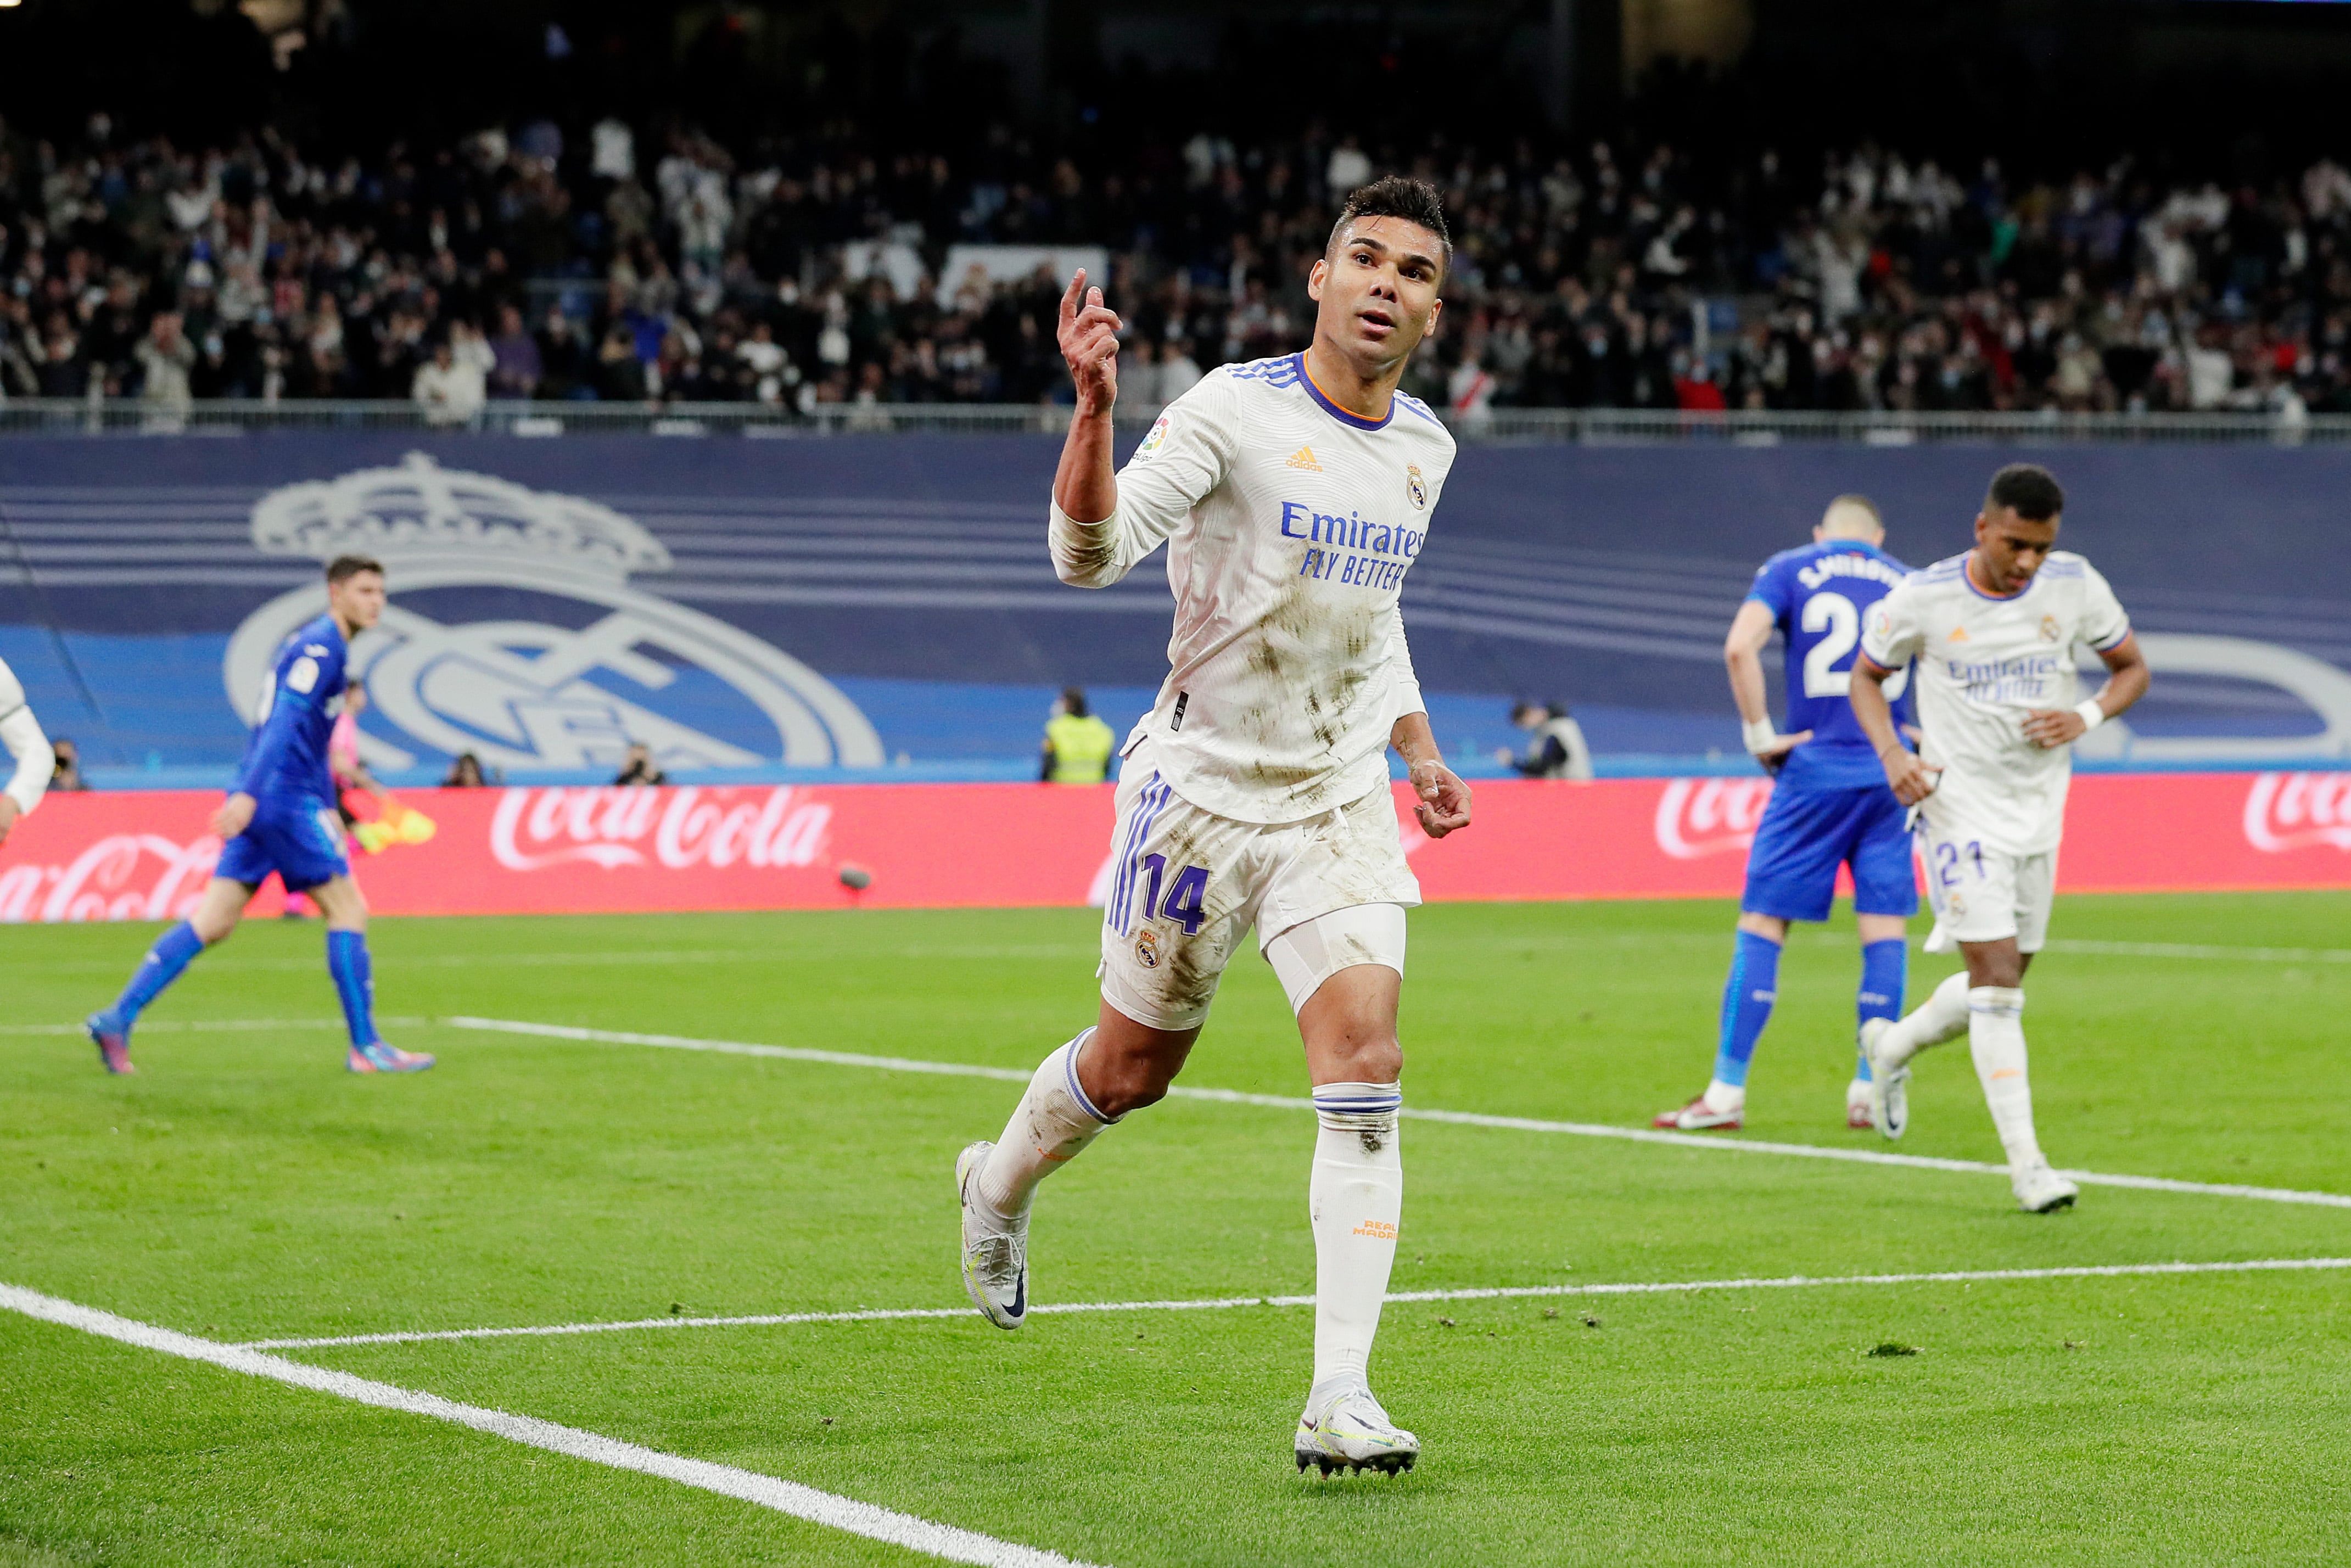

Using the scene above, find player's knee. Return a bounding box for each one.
[1333,1031,1403,1085]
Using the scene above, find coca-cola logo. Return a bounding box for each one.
[1654,777,1775,859]
[0,833,220,923]
[488,786,832,872]
[2243,772,2351,853]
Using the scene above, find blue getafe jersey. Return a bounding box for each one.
[229,612,348,810]
[1746,540,1916,792]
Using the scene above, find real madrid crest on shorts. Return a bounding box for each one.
[225,453,883,776]
[1405,464,1428,511]
[1134,927,1161,968]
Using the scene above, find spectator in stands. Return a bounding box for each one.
[1040,687,1115,783]
[596,323,650,402]
[535,309,594,400]
[613,742,667,787]
[486,305,542,399]
[135,311,195,412]
[412,338,485,424]
[13,103,2351,421]
[49,738,89,792]
[1499,702,1594,781]
[441,752,489,787]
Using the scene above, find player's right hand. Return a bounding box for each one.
[1881,752,1939,807]
[1057,269,1121,416]
[210,791,257,840]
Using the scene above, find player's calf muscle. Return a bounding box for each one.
[1079,1006,1197,1116]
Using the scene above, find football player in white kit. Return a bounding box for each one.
[956,177,1473,1476]
[1849,464,2149,1212]
[0,654,58,850]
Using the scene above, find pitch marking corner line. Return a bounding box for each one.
[442,1016,2351,1211]
[0,1282,1099,1568]
[238,1256,2351,1352]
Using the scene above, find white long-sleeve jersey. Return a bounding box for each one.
[1050,353,1454,825]
[0,655,55,817]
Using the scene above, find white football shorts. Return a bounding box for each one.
[1098,741,1420,1030]
[1917,823,2056,954]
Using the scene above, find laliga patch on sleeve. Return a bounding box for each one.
[286,656,320,695]
[1135,413,1172,458]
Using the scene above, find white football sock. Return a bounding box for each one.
[1701,1079,1744,1113]
[1878,970,1972,1069]
[1966,987,2045,1171]
[976,1029,1115,1218]
[1307,1081,1404,1406]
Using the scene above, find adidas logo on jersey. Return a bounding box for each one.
[1947,626,1971,641]
[1284,446,1322,471]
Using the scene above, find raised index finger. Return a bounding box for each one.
[1060,268,1088,323]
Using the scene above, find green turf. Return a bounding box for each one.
[3,894,2347,1566]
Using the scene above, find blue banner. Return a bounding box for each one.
[2,434,2345,785]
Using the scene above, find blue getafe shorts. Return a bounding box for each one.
[1741,782,1918,923]
[215,798,352,893]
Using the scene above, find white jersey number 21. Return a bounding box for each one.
[1801,592,1908,699]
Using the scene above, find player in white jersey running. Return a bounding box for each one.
[956,177,1473,1477]
[0,655,59,849]
[1849,464,2148,1212]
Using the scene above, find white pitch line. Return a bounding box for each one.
[241,1257,2351,1352]
[446,1016,2351,1211]
[2039,938,2351,965]
[0,1281,1096,1568]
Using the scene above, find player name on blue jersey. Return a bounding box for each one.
[1747,539,1917,793]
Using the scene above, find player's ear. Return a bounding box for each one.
[1307,256,1328,301]
[1423,295,1442,339]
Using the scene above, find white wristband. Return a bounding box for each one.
[2074,698,2107,733]
[1740,718,1778,755]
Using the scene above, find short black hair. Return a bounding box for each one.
[1061,685,1089,719]
[1329,176,1452,272]
[1986,464,2065,522]
[326,554,384,585]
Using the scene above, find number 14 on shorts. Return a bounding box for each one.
[1137,854,1210,934]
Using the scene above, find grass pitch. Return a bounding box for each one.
[3,893,2348,1566]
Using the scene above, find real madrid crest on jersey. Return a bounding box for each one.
[224,453,883,776]
[1405,464,1428,510]
[2040,614,2062,642]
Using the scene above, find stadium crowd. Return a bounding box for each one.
[3,109,2349,417]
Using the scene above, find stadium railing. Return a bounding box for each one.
[2,397,2348,443]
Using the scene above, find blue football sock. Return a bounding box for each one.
[326,929,378,1048]
[1855,937,1909,1083]
[112,920,205,1025]
[1710,930,1783,1090]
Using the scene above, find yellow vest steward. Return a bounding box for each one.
[1045,713,1115,783]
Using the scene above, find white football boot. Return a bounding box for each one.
[2012,1161,2080,1214]
[1861,1018,1908,1141]
[1653,1093,1742,1132]
[1844,1077,1874,1131]
[956,1141,1028,1329]
[1295,1385,1419,1476]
